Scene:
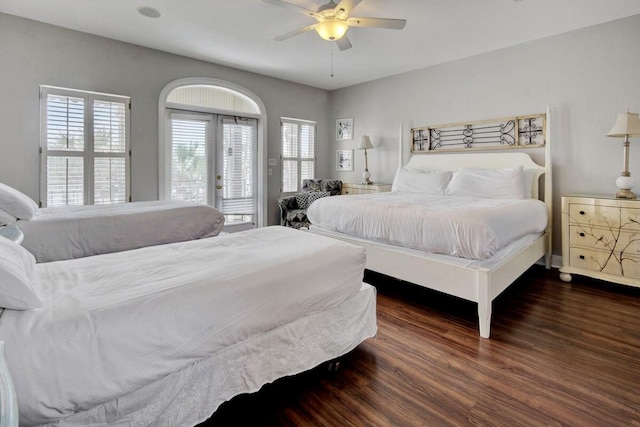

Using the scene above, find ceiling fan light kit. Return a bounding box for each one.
[264,0,406,51]
[316,19,349,41]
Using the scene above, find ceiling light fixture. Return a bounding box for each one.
[316,19,349,41]
[137,6,161,18]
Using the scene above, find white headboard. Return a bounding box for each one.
[405,152,545,199]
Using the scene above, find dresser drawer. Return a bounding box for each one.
[568,247,640,280]
[568,203,640,231]
[569,225,640,255]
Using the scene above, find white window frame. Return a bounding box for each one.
[281,117,317,194]
[39,85,131,207]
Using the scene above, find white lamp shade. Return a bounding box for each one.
[607,112,640,137]
[316,20,348,41]
[358,135,374,150]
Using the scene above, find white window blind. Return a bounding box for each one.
[281,118,316,193]
[40,86,130,207]
[170,116,209,204]
[220,116,257,224]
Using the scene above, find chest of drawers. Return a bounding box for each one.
[560,195,640,287]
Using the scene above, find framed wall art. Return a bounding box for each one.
[336,149,354,171]
[336,118,354,141]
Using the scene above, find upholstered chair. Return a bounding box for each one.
[278,179,342,229]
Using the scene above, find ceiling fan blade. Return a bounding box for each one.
[273,24,318,41]
[347,16,407,30]
[335,35,352,51]
[334,0,362,17]
[263,0,322,19]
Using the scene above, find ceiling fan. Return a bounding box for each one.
[264,0,407,51]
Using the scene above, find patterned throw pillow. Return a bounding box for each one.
[295,191,330,209]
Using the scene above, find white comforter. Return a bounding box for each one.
[0,226,366,426]
[307,192,548,260]
[18,200,225,262]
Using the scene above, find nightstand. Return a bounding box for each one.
[341,183,392,195]
[560,195,640,288]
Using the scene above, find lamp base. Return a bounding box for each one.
[615,174,637,199]
[362,169,373,185]
[616,189,637,199]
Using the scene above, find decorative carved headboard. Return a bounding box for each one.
[411,113,545,153]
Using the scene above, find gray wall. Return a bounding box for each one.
[0,13,330,226]
[328,14,640,257]
[2,12,640,255]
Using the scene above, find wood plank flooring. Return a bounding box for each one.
[202,267,640,426]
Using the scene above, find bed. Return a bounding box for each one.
[308,115,552,338]
[0,226,377,426]
[0,183,226,262]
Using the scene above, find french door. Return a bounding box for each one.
[168,111,257,232]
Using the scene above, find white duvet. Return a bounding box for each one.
[307,192,548,260]
[0,226,366,426]
[18,200,225,262]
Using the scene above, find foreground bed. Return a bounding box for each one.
[309,145,552,338]
[0,226,376,426]
[0,182,226,262]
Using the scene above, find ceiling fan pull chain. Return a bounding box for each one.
[331,51,334,78]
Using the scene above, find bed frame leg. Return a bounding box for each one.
[326,360,341,372]
[478,300,491,338]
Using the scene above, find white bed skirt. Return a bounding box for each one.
[49,284,377,427]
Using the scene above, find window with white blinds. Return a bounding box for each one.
[40,86,130,207]
[281,118,316,193]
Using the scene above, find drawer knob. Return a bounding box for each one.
[579,210,585,215]
[579,255,585,260]
[579,232,585,237]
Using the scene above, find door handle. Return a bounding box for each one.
[216,185,222,190]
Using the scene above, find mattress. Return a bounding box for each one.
[307,192,548,260]
[17,200,225,262]
[0,226,369,426]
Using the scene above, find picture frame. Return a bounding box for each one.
[336,149,354,171]
[336,118,354,141]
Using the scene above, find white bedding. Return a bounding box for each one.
[307,192,548,260]
[0,226,369,426]
[17,200,225,262]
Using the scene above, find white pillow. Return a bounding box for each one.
[446,166,527,199]
[0,183,38,220]
[0,209,17,226]
[391,167,452,195]
[0,236,42,310]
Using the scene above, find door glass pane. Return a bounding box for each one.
[47,95,84,151]
[171,118,208,203]
[221,118,256,224]
[94,158,126,204]
[47,156,84,206]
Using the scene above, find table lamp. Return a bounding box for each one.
[358,135,374,184]
[607,111,640,199]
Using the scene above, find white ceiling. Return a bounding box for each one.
[2,0,639,90]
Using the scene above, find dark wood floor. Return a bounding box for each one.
[203,267,640,426]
